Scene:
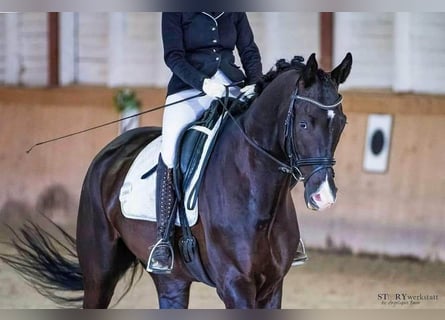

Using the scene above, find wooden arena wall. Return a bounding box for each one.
[0,87,444,261]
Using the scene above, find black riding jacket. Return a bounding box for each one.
[162,12,263,95]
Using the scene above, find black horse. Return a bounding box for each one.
[0,53,352,308]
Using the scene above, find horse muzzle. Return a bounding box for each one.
[305,174,337,211]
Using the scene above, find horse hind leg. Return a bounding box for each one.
[80,239,138,309]
[77,199,139,308]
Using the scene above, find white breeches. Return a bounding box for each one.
[161,70,241,168]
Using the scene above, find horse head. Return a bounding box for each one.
[288,52,352,210]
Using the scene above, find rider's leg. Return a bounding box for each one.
[147,89,213,273]
[146,154,177,273]
[147,70,240,273]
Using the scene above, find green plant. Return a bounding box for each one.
[113,88,141,113]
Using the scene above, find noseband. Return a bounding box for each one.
[282,85,343,185]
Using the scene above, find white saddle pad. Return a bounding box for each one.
[118,136,198,226]
[119,114,223,226]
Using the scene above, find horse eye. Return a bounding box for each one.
[299,121,308,129]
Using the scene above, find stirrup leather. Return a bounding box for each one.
[147,238,175,273]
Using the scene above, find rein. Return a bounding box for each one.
[219,92,295,173]
[223,81,342,185]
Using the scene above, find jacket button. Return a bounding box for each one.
[212,27,216,31]
[212,39,217,43]
[216,57,220,61]
[212,49,216,53]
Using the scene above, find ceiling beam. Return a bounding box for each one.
[320,12,333,71]
[48,12,60,87]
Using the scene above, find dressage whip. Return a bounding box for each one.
[25,92,205,154]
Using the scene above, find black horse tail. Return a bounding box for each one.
[0,220,83,307]
[0,218,142,308]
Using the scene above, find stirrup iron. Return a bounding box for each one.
[291,238,308,267]
[146,238,175,273]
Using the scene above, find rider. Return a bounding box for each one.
[147,12,307,273]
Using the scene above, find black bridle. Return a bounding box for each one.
[282,86,343,185]
[223,81,343,186]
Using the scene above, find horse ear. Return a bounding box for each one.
[331,52,353,85]
[302,53,318,87]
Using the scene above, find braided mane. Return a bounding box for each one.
[255,56,306,95]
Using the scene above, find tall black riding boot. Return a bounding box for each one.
[147,156,177,273]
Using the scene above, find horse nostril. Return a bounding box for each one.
[313,193,322,202]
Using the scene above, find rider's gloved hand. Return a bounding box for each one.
[240,84,256,99]
[202,78,226,98]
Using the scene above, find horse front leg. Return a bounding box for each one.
[217,275,257,308]
[256,280,283,309]
[151,276,191,309]
[218,277,284,309]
